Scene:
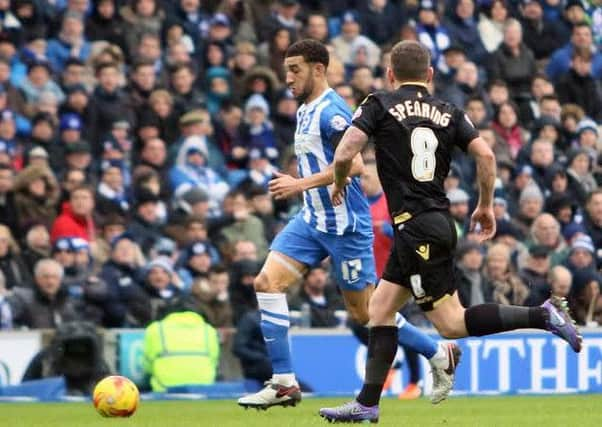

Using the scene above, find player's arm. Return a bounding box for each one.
[332,126,370,205]
[467,136,497,242]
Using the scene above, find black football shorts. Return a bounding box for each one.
[382,210,458,311]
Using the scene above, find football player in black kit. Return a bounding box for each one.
[319,40,582,424]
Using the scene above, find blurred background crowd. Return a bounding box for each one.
[0,0,601,393]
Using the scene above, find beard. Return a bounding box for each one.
[294,73,314,104]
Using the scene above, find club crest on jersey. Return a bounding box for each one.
[330,115,348,131]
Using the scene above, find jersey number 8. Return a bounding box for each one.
[410,127,439,182]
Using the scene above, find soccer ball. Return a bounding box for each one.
[93,375,139,417]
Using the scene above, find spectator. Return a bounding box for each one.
[566,148,597,195]
[445,0,488,65]
[96,160,130,217]
[491,100,525,159]
[95,213,127,265]
[556,48,602,121]
[565,234,596,274]
[127,59,157,113]
[120,0,165,58]
[178,241,214,290]
[242,94,278,163]
[148,90,179,144]
[456,240,492,307]
[233,310,271,383]
[490,19,537,111]
[331,10,380,68]
[0,223,31,289]
[513,182,544,236]
[546,22,602,82]
[528,213,569,266]
[99,234,150,327]
[557,0,588,44]
[21,223,51,273]
[88,62,135,145]
[448,188,471,239]
[46,11,91,72]
[257,27,293,83]
[441,61,487,110]
[478,0,508,52]
[220,190,268,260]
[519,0,564,61]
[190,264,233,328]
[526,139,555,190]
[415,0,451,73]
[142,302,220,392]
[14,165,60,233]
[20,59,65,115]
[127,190,163,256]
[143,256,181,319]
[0,163,18,233]
[521,245,552,305]
[258,0,300,43]
[305,13,329,43]
[9,258,82,328]
[51,185,96,243]
[86,0,126,49]
[570,268,602,325]
[485,243,529,305]
[170,62,206,118]
[229,258,260,325]
[289,266,344,327]
[549,265,572,299]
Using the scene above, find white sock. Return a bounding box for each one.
[429,342,450,369]
[272,373,297,386]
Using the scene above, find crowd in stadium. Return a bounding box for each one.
[0,0,600,348]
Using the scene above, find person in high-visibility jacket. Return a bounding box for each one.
[142,309,220,392]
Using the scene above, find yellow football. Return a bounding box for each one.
[93,375,140,417]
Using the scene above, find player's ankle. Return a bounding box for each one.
[429,342,449,369]
[272,373,297,387]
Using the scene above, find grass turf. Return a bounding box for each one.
[0,395,599,427]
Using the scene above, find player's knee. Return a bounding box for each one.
[367,298,395,325]
[253,271,273,293]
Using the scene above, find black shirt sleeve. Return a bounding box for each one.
[351,94,385,137]
[454,108,480,152]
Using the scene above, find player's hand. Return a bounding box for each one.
[268,171,304,200]
[470,205,496,243]
[331,179,350,206]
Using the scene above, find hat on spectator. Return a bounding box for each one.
[567,147,590,166]
[565,0,585,11]
[112,119,130,130]
[65,84,88,95]
[0,109,14,122]
[209,13,230,27]
[245,94,270,116]
[562,222,586,242]
[101,159,124,172]
[515,164,533,178]
[179,110,206,126]
[70,237,90,252]
[456,240,482,258]
[495,220,521,240]
[110,232,135,249]
[447,188,470,204]
[65,141,91,154]
[235,41,256,56]
[177,185,209,205]
[29,146,48,159]
[494,197,507,208]
[519,183,543,204]
[53,237,73,252]
[145,256,175,277]
[418,0,438,12]
[529,244,550,258]
[137,109,161,129]
[135,189,160,207]
[576,118,599,136]
[60,113,82,131]
[187,241,209,258]
[571,234,595,254]
[545,193,573,217]
[342,10,360,24]
[152,238,177,257]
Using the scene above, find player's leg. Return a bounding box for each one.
[238,217,325,409]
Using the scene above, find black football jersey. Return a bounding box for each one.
[352,84,478,222]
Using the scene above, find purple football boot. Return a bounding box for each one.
[541,295,582,352]
[319,401,379,424]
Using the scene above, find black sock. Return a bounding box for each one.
[465,304,548,337]
[356,326,398,407]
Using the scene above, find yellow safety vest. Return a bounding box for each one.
[142,311,220,392]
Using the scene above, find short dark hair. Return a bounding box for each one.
[132,58,156,71]
[540,94,559,103]
[170,61,194,75]
[70,184,94,198]
[95,61,118,75]
[209,264,228,276]
[389,41,431,81]
[285,39,329,68]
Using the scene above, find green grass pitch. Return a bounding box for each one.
[1,395,599,427]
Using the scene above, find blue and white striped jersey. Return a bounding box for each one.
[294,88,371,235]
